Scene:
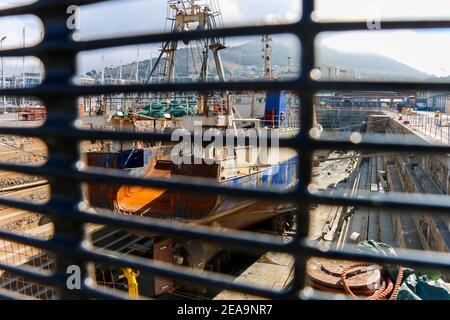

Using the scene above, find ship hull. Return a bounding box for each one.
[117,155,299,236]
[85,147,299,234]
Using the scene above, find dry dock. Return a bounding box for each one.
[0,110,449,299]
[214,253,294,300]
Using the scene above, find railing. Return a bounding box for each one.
[260,115,301,129]
[394,111,450,145]
[316,106,394,112]
[0,0,449,300]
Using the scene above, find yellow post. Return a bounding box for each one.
[119,268,140,300]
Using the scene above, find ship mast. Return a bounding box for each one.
[22,28,26,105]
[165,0,226,83]
[135,45,140,83]
[262,34,273,79]
[145,1,226,105]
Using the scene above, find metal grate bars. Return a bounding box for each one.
[0,0,447,300]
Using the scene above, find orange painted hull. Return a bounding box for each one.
[115,157,298,235]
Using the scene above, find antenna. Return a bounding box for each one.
[136,45,140,83]
[287,56,292,75]
[101,55,105,85]
[119,60,123,83]
[1,35,7,110]
[22,27,25,105]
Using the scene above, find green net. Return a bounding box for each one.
[138,99,197,118]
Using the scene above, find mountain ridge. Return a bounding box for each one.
[86,37,433,82]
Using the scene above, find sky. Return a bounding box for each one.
[75,0,300,73]
[315,0,450,21]
[315,0,450,77]
[0,0,450,76]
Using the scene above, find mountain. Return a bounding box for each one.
[424,75,450,82]
[86,37,432,82]
[219,38,299,68]
[316,47,431,81]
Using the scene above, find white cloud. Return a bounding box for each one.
[315,0,450,21]
[264,0,300,24]
[1,0,449,76]
[218,0,244,23]
[289,0,301,21]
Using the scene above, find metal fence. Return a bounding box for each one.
[398,112,450,145]
[0,0,449,300]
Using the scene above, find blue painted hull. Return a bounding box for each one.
[200,155,299,229]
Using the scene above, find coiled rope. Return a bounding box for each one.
[311,263,404,300]
[340,263,404,300]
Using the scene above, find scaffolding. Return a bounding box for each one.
[0,230,55,299]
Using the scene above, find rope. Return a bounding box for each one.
[326,117,390,131]
[390,266,404,300]
[311,263,404,300]
[340,263,404,300]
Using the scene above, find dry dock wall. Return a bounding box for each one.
[388,118,450,196]
[366,115,450,257]
[384,116,450,260]
[316,109,384,131]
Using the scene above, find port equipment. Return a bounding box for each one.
[145,0,226,85]
[141,1,228,115]
[0,0,448,300]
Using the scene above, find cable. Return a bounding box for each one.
[326,117,390,131]
[0,139,47,160]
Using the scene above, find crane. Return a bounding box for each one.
[145,1,226,86]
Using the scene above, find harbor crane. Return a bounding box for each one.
[145,0,227,85]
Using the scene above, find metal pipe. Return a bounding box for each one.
[0,180,48,193]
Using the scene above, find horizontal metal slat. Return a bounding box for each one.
[0,0,447,299]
